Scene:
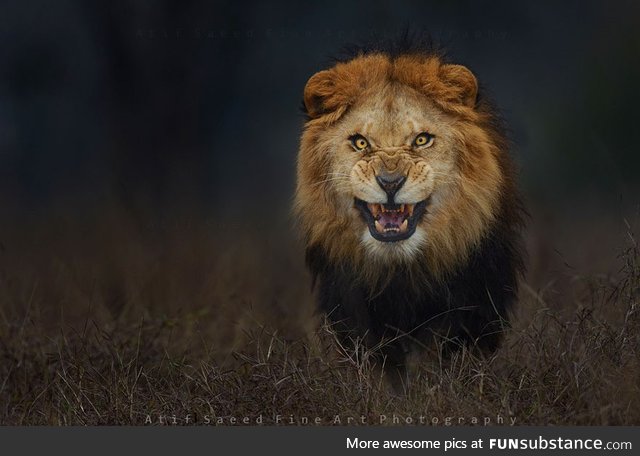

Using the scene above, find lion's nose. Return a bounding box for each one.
[375,173,406,201]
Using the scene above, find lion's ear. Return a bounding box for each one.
[439,64,478,108]
[303,70,336,118]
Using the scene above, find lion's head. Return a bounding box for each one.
[295,49,516,281]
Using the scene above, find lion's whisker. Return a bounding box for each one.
[311,177,351,187]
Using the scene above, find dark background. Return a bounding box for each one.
[1,0,639,260]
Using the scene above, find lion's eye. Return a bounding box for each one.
[413,132,435,148]
[350,135,369,151]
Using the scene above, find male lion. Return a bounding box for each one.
[294,40,525,388]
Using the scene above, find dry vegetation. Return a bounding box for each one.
[0,204,638,425]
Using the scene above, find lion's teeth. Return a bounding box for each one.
[374,220,384,233]
[400,219,408,232]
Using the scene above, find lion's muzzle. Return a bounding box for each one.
[351,153,433,243]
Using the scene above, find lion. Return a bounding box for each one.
[294,40,525,388]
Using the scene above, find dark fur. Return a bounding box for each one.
[307,187,525,374]
[336,30,443,63]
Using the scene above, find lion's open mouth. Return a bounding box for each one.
[354,198,429,242]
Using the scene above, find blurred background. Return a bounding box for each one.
[0,0,638,330]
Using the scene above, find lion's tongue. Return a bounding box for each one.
[379,212,403,227]
[367,203,413,234]
[374,211,409,234]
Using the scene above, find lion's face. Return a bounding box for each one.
[325,83,459,258]
[296,54,505,276]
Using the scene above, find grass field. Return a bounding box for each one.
[1,204,638,425]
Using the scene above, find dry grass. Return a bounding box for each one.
[0,205,638,425]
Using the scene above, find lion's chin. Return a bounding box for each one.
[354,198,429,243]
[360,225,428,262]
